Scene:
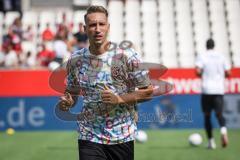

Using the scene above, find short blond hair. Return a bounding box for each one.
[84,5,108,24]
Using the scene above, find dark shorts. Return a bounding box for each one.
[78,140,134,160]
[201,94,224,114]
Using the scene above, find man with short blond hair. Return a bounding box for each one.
[58,5,153,160]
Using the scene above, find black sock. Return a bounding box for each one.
[204,114,212,139]
[216,112,226,127]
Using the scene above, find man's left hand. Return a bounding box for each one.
[101,85,123,105]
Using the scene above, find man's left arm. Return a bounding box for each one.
[102,49,153,105]
[195,54,203,77]
[224,58,231,78]
[196,67,203,77]
[101,85,153,105]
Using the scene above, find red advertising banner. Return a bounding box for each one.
[158,68,240,94]
[0,68,239,96]
[0,70,59,97]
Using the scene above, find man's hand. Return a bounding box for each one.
[58,92,74,111]
[101,85,123,105]
[196,67,202,77]
[101,84,153,105]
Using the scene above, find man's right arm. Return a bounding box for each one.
[58,56,79,111]
[58,91,78,111]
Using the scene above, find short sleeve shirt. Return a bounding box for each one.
[195,50,231,95]
[67,47,151,144]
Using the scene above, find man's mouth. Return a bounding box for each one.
[94,35,103,40]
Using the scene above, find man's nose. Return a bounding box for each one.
[95,24,101,32]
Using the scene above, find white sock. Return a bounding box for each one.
[220,126,227,135]
[208,138,216,149]
[209,138,215,143]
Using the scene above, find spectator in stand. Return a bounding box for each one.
[4,44,19,68]
[23,51,36,67]
[53,34,70,64]
[2,27,13,51]
[23,25,34,41]
[11,32,22,54]
[2,26,22,54]
[12,17,23,39]
[37,43,55,67]
[56,23,69,41]
[42,23,54,41]
[0,48,5,67]
[73,22,88,51]
[57,12,73,34]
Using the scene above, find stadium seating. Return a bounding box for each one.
[91,0,107,7]
[124,0,142,53]
[39,11,56,33]
[225,0,240,66]
[175,0,195,67]
[22,11,38,26]
[208,0,231,63]
[56,10,73,25]
[0,12,3,45]
[4,11,20,28]
[0,0,240,68]
[158,0,178,67]
[192,0,210,56]
[22,11,38,42]
[108,0,124,44]
[73,10,85,33]
[141,0,160,63]
[0,12,3,27]
[22,41,37,55]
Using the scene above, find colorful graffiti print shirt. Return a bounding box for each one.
[66,47,151,144]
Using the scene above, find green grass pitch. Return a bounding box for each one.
[0,129,239,160]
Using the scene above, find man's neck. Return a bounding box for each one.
[89,41,110,56]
